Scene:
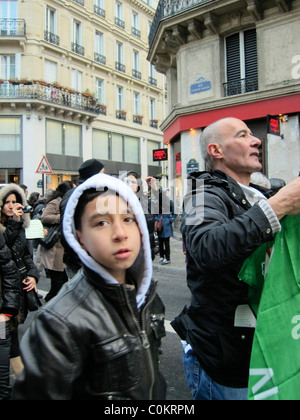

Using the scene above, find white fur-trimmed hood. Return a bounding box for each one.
[63,173,153,308]
[0,183,30,232]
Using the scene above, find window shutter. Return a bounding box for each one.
[244,29,258,91]
[226,33,241,83]
[226,33,241,95]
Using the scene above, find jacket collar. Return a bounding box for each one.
[189,170,273,209]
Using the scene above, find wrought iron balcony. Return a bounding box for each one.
[0,18,26,37]
[0,80,102,115]
[94,52,106,65]
[149,0,216,48]
[44,30,60,46]
[115,62,126,73]
[71,42,85,56]
[94,5,106,18]
[223,78,259,97]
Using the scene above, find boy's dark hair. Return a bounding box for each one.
[74,187,110,231]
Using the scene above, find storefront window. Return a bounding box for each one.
[46,120,81,157]
[147,140,162,167]
[93,129,109,160]
[0,168,20,184]
[124,136,139,164]
[111,133,123,162]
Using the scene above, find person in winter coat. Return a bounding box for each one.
[0,184,40,378]
[35,181,73,302]
[0,231,20,400]
[13,174,166,400]
[155,190,176,265]
[173,117,300,400]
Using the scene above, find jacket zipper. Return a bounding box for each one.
[122,283,157,400]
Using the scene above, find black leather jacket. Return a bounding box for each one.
[175,170,276,388]
[0,231,20,316]
[13,267,166,400]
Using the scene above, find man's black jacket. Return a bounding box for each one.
[176,170,276,388]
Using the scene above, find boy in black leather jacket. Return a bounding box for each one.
[13,174,166,400]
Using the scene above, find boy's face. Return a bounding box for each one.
[76,194,141,284]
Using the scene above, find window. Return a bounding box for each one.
[133,92,141,115]
[225,29,258,96]
[115,1,125,29]
[111,133,123,162]
[96,78,105,104]
[72,69,82,92]
[148,140,161,167]
[0,55,16,79]
[72,20,84,55]
[94,0,105,18]
[149,63,157,86]
[125,136,139,164]
[132,11,140,37]
[0,1,17,19]
[93,129,109,160]
[45,60,57,83]
[116,42,125,72]
[116,85,124,110]
[95,31,105,64]
[0,117,21,151]
[45,6,59,45]
[46,120,82,157]
[133,50,141,79]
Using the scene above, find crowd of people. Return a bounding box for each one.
[0,117,300,400]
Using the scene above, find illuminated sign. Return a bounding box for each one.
[267,115,281,136]
[153,149,168,162]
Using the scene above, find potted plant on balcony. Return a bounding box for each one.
[9,79,20,86]
[0,79,4,84]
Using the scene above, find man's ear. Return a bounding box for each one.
[207,144,223,161]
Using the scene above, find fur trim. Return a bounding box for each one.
[0,184,30,229]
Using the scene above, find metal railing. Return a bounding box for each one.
[223,78,259,97]
[0,18,26,37]
[0,80,102,115]
[149,0,216,48]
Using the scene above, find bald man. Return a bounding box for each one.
[173,117,300,400]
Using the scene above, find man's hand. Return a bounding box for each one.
[268,178,300,220]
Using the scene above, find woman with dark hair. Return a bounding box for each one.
[0,184,40,378]
[35,181,74,301]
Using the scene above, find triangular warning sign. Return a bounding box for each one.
[36,156,53,174]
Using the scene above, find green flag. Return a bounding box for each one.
[239,215,300,400]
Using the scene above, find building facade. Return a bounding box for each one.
[148,0,300,211]
[0,0,166,193]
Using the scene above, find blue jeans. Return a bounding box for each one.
[182,342,248,400]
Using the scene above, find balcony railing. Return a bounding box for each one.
[223,78,259,97]
[94,52,106,65]
[149,0,216,48]
[71,42,85,56]
[44,30,60,46]
[0,80,102,115]
[94,5,106,18]
[0,18,26,37]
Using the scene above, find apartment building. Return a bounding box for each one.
[0,0,166,192]
[148,0,300,210]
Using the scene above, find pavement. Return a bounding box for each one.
[152,233,187,276]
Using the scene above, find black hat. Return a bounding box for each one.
[78,159,105,183]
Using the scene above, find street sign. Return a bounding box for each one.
[36,156,53,174]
